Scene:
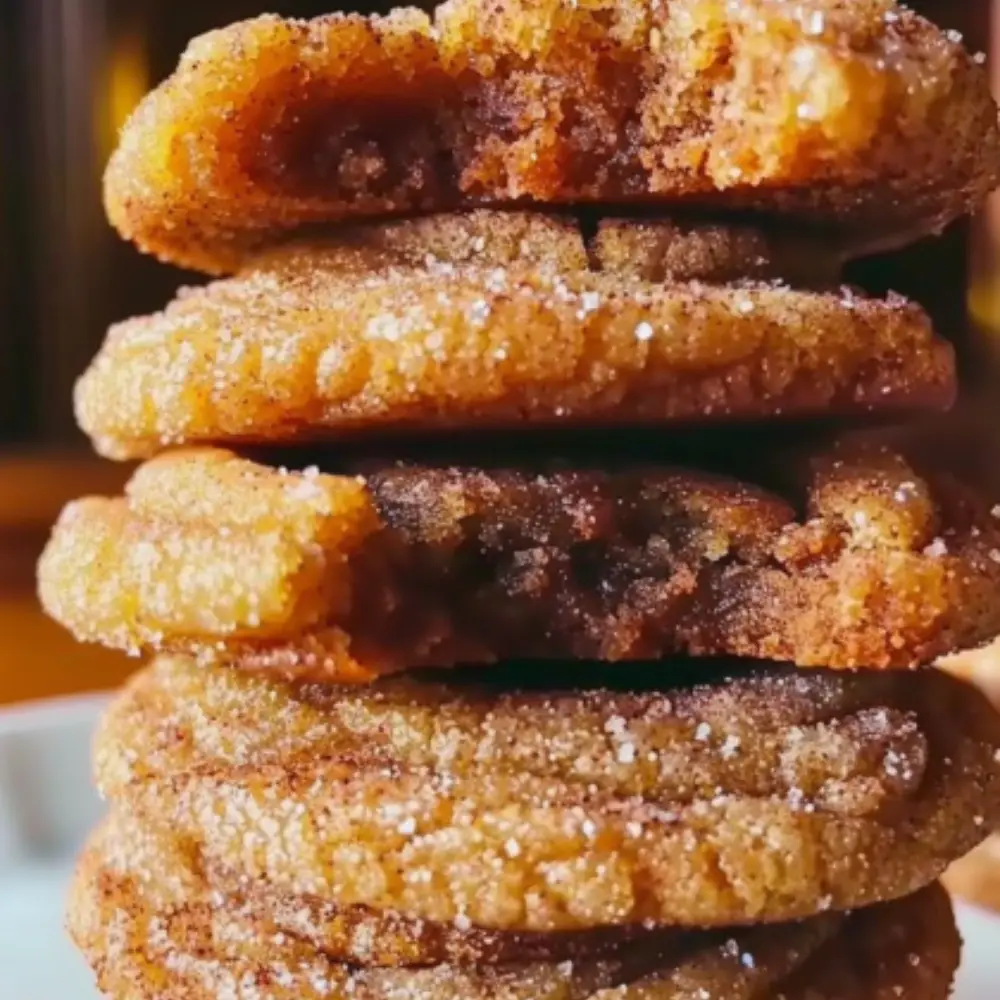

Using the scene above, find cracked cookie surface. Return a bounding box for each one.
[38,444,1000,678]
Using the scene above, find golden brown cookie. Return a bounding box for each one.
[89,807,650,967]
[38,444,1000,679]
[94,655,1000,931]
[103,1,1000,273]
[68,822,959,1000]
[75,212,955,460]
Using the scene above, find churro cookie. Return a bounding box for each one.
[75,212,953,460]
[92,655,1000,931]
[104,1,1000,272]
[68,819,959,1000]
[85,808,651,967]
[39,444,1000,679]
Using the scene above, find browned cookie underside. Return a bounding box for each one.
[75,212,955,460]
[93,656,1000,931]
[38,443,1000,678]
[103,1,1000,272]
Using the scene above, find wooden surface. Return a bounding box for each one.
[0,451,133,705]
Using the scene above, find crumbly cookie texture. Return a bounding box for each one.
[38,444,1000,679]
[75,212,953,460]
[104,0,1000,273]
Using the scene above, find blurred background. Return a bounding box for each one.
[0,0,994,703]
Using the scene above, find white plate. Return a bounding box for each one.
[0,695,997,998]
[0,694,108,1000]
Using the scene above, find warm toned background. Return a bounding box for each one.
[0,0,379,705]
[0,0,994,705]
[0,455,131,703]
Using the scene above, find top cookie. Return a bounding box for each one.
[105,0,1000,273]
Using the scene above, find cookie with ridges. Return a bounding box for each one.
[67,830,959,1000]
[38,444,1000,680]
[103,0,1000,272]
[86,807,667,967]
[95,656,1000,931]
[75,212,955,460]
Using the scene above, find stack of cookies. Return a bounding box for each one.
[38,2,1000,997]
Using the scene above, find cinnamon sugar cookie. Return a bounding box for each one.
[75,213,954,460]
[93,655,1000,931]
[104,2,1000,272]
[39,444,1000,679]
[69,818,959,999]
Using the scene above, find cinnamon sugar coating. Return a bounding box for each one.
[85,808,650,967]
[38,444,1000,679]
[93,656,1000,930]
[69,818,959,999]
[75,213,953,461]
[103,1,1000,273]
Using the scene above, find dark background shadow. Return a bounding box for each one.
[0,0,990,446]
